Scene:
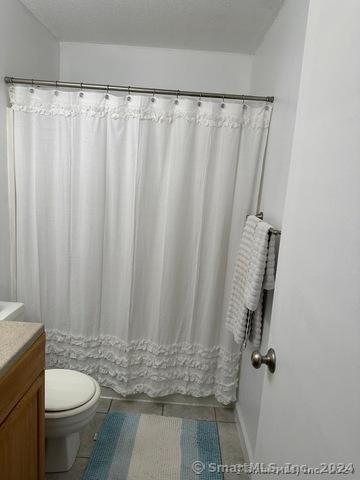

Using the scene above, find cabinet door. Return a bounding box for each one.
[0,373,45,480]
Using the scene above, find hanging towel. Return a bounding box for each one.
[226,215,276,350]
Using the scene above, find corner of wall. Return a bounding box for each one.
[235,0,310,458]
[0,0,60,298]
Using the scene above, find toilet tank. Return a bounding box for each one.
[0,301,25,322]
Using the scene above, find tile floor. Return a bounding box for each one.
[45,390,248,480]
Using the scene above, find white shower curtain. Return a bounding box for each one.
[8,85,271,404]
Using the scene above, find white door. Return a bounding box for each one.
[253,1,360,478]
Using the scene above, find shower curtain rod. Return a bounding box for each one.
[4,76,274,103]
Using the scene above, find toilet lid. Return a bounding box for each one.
[45,369,96,412]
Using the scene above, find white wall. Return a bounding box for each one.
[255,0,360,472]
[0,0,59,298]
[236,0,310,460]
[60,42,252,94]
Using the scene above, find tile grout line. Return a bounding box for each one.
[100,397,234,422]
[100,393,225,408]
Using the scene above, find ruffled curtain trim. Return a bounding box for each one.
[9,86,272,130]
[46,330,240,405]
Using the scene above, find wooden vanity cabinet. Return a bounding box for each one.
[0,333,45,480]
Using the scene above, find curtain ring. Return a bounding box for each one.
[54,80,59,96]
[242,95,247,109]
[198,92,202,107]
[105,85,110,99]
[151,88,156,103]
[174,89,180,105]
[79,82,84,97]
[221,94,226,109]
[127,86,131,102]
[29,79,35,93]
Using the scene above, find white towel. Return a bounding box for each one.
[226,215,276,350]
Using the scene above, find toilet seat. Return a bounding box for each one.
[44,369,101,473]
[45,369,97,412]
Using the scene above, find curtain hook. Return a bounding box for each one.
[198,92,202,107]
[29,79,34,94]
[242,95,247,110]
[151,88,156,103]
[127,86,131,102]
[54,80,59,96]
[174,89,180,105]
[221,94,226,109]
[105,85,110,99]
[79,82,84,98]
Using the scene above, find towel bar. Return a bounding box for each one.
[247,212,281,235]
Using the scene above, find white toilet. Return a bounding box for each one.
[45,369,101,473]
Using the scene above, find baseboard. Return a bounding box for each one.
[234,402,254,463]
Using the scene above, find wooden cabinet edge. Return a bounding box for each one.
[0,333,45,425]
[0,332,45,479]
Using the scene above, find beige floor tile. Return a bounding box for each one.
[96,397,111,413]
[215,406,235,423]
[159,394,223,407]
[218,422,245,466]
[110,399,163,415]
[78,413,106,458]
[163,403,215,421]
[45,457,88,480]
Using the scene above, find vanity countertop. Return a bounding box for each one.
[0,321,44,377]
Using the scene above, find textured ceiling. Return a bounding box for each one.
[20,0,284,54]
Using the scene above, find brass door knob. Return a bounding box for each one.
[251,348,276,373]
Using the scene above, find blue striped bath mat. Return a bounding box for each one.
[82,411,223,479]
